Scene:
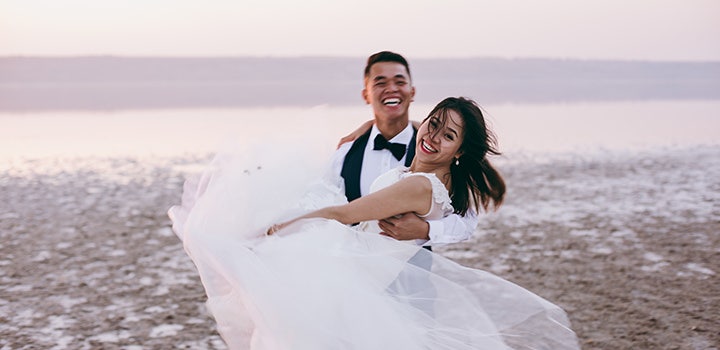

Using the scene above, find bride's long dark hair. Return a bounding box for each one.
[425,97,505,215]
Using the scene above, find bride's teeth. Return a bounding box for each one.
[383,98,400,106]
[422,141,436,152]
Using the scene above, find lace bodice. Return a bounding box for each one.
[357,167,454,237]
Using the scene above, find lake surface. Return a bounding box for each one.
[1,100,718,161]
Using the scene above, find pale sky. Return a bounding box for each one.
[1,0,718,61]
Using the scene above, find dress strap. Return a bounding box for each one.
[402,172,454,215]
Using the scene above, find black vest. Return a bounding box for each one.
[340,127,417,202]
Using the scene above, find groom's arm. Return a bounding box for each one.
[427,212,478,245]
[378,211,478,245]
[324,141,353,184]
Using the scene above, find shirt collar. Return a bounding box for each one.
[369,123,414,146]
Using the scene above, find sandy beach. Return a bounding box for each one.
[1,145,718,349]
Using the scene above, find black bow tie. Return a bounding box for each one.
[373,134,407,161]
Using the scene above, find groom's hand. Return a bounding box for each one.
[379,214,430,241]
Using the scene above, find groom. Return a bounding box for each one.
[330,51,477,247]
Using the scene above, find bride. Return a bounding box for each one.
[169,97,580,349]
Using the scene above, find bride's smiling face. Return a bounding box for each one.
[416,109,465,166]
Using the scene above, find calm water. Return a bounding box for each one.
[1,100,719,161]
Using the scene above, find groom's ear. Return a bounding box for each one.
[362,88,370,104]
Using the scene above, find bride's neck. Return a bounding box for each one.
[409,164,452,189]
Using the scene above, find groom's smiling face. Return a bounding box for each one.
[362,62,415,124]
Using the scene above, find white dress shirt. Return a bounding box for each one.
[360,125,414,196]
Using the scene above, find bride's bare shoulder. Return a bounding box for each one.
[393,175,433,196]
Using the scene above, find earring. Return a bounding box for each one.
[455,158,460,166]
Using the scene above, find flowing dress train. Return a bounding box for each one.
[169,156,580,350]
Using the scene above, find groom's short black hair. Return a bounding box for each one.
[364,51,411,80]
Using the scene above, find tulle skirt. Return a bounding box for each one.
[169,151,580,350]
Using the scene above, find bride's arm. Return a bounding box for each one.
[269,176,432,234]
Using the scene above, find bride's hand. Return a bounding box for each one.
[267,223,285,235]
[337,120,373,149]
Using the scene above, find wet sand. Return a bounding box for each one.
[1,146,718,349]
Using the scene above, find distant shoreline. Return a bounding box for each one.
[1,57,719,110]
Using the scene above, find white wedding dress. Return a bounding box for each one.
[169,154,580,350]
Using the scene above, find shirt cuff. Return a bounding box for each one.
[424,220,444,246]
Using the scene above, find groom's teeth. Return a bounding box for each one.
[383,98,400,106]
